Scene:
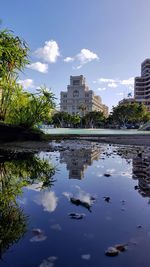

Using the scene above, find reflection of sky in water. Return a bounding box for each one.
[1,143,150,267]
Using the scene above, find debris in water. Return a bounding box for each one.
[104,173,111,177]
[70,197,91,211]
[69,212,85,220]
[105,247,119,256]
[103,197,111,203]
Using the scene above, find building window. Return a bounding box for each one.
[63,94,67,98]
[73,80,80,86]
[73,90,79,97]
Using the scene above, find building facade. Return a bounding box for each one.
[134,58,150,111]
[60,75,108,117]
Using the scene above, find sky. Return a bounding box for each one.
[1,0,150,111]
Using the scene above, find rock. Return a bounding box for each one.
[103,197,111,203]
[115,244,127,252]
[69,212,85,220]
[105,247,119,256]
[70,197,91,211]
[104,173,111,177]
[134,185,139,190]
[32,228,43,235]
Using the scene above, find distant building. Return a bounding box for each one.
[119,97,136,106]
[134,58,150,112]
[60,75,108,117]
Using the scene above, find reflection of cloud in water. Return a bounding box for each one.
[17,197,27,205]
[51,224,62,231]
[30,235,47,242]
[105,168,116,174]
[35,191,58,212]
[39,256,58,267]
[81,254,91,260]
[30,228,47,242]
[27,182,43,191]
[62,191,72,200]
[63,186,95,206]
[75,187,94,205]
[120,171,132,178]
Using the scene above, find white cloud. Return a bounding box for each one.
[116,92,124,96]
[18,79,34,89]
[27,62,48,73]
[77,48,99,64]
[108,82,118,88]
[64,57,74,62]
[95,77,134,90]
[35,191,58,213]
[120,77,134,86]
[98,78,116,83]
[97,87,106,91]
[35,40,60,63]
[64,48,99,68]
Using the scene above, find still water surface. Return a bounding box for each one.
[1,141,150,267]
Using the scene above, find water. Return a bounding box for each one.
[43,127,150,135]
[1,141,150,267]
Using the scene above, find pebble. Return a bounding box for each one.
[69,212,85,220]
[105,247,119,256]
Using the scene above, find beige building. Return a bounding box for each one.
[134,58,150,111]
[60,75,108,117]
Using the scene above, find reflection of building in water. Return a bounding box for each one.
[132,147,150,197]
[116,147,150,197]
[60,146,100,179]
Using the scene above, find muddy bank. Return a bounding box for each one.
[0,134,150,155]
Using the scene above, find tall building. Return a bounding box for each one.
[60,75,108,117]
[134,58,150,111]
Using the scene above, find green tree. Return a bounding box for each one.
[6,86,56,128]
[0,29,29,121]
[83,111,105,128]
[52,111,71,127]
[110,103,150,127]
[70,114,81,127]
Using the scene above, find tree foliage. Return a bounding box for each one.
[0,29,29,78]
[83,111,105,128]
[6,85,56,128]
[110,103,150,127]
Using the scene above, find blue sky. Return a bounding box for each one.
[1,0,150,111]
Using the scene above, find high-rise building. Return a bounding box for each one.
[60,75,108,117]
[134,58,150,111]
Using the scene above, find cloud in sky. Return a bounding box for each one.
[18,79,34,89]
[108,82,118,88]
[27,62,48,73]
[95,77,134,89]
[97,87,106,91]
[64,48,99,68]
[64,56,74,62]
[116,92,124,96]
[35,40,60,63]
[77,49,99,64]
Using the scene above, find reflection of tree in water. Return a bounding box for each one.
[116,146,150,197]
[0,153,56,258]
